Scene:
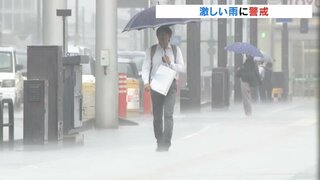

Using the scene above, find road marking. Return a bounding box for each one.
[289,118,317,127]
[19,165,39,170]
[269,104,300,114]
[18,158,70,170]
[179,124,218,140]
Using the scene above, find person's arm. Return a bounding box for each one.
[255,65,262,85]
[141,47,151,85]
[258,66,265,80]
[169,46,185,73]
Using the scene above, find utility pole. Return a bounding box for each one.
[281,0,289,101]
[95,0,118,128]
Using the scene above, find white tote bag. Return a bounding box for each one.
[150,65,176,96]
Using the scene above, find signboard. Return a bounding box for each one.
[288,0,319,15]
[269,0,319,15]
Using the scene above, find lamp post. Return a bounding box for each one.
[56,9,72,55]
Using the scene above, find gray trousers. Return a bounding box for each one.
[240,80,252,116]
[151,80,177,146]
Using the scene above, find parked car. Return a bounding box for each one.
[0,47,24,108]
[118,51,145,75]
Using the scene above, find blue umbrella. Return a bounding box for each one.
[224,42,264,58]
[254,50,275,62]
[122,6,200,32]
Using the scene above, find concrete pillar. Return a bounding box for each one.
[186,0,202,112]
[95,0,118,128]
[249,19,258,47]
[208,0,215,68]
[217,0,227,67]
[234,0,243,103]
[43,0,67,45]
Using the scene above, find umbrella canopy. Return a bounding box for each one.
[122,6,200,32]
[254,50,275,62]
[224,42,264,58]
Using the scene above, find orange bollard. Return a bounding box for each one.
[118,73,127,118]
[143,90,152,115]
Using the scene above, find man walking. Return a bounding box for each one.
[141,26,185,152]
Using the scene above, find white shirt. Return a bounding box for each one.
[142,44,185,85]
[258,65,265,80]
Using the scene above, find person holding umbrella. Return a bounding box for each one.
[141,26,185,152]
[224,42,264,116]
[236,55,261,116]
[123,6,197,151]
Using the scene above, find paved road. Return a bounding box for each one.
[0,97,318,180]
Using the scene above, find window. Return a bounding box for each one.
[0,52,13,73]
[4,0,12,9]
[15,0,22,10]
[3,13,12,30]
[23,0,36,11]
[14,14,22,32]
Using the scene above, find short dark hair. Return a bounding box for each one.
[156,26,172,38]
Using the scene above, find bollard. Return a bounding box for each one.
[118,73,127,118]
[0,98,14,145]
[143,90,152,115]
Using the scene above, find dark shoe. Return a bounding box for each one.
[162,145,170,151]
[156,147,164,152]
[156,144,170,152]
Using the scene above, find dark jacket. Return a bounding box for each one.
[262,65,272,88]
[236,58,261,87]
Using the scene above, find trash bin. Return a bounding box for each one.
[212,68,229,108]
[23,80,48,145]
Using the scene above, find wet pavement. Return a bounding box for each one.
[0,97,318,180]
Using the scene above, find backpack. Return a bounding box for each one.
[148,44,177,83]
